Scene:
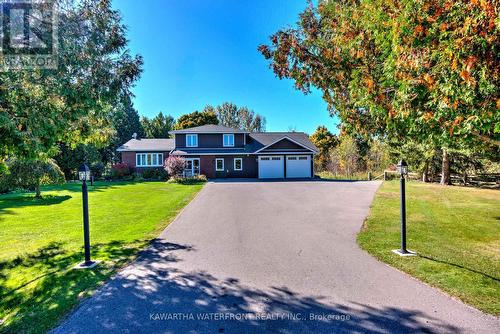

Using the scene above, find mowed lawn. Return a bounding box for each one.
[358,181,500,315]
[0,181,203,334]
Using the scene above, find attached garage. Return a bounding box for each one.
[286,155,311,178]
[258,156,284,179]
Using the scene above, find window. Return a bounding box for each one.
[234,158,243,171]
[223,134,234,147]
[261,157,270,160]
[136,153,164,167]
[186,134,198,147]
[215,158,224,171]
[298,157,308,160]
[271,157,281,161]
[287,157,297,160]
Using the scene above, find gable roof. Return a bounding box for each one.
[116,138,175,152]
[169,124,248,134]
[248,132,319,153]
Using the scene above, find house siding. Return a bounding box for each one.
[175,133,245,148]
[263,138,306,150]
[185,154,257,178]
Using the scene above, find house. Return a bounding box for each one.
[117,124,319,179]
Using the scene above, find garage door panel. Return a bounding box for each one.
[259,156,284,179]
[286,155,311,178]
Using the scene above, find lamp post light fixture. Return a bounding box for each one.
[392,159,416,257]
[74,164,99,269]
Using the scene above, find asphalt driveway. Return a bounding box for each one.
[53,181,499,333]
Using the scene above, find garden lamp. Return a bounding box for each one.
[75,164,97,268]
[393,159,416,256]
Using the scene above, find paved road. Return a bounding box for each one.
[53,181,499,333]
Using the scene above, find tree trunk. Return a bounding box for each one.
[35,184,41,198]
[440,149,451,185]
[422,159,429,182]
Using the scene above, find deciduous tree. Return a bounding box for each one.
[174,111,219,130]
[310,126,338,171]
[141,112,175,138]
[6,159,64,198]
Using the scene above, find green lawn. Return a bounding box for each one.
[0,181,203,334]
[358,181,500,315]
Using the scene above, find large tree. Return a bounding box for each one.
[259,0,499,185]
[141,112,175,138]
[113,95,144,145]
[211,102,266,132]
[310,126,338,170]
[0,0,143,160]
[174,110,219,130]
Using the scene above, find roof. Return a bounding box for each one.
[248,132,319,153]
[171,148,252,155]
[116,138,175,152]
[169,124,248,134]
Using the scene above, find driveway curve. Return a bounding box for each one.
[53,181,499,333]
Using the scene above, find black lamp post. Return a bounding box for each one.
[76,164,96,268]
[392,159,416,256]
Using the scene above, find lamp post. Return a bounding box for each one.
[75,164,98,268]
[392,159,416,257]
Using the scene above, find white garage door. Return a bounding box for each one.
[258,156,284,179]
[286,155,311,178]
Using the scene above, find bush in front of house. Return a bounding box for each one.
[164,156,185,178]
[141,168,169,181]
[167,174,207,185]
[111,162,131,179]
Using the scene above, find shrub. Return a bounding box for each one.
[164,156,185,177]
[6,158,65,197]
[167,174,207,184]
[111,162,131,178]
[91,162,106,178]
[141,168,169,180]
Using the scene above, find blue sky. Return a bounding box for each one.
[113,0,338,134]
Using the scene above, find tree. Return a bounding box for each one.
[0,0,143,160]
[212,103,266,132]
[165,156,185,177]
[310,126,338,171]
[113,95,144,145]
[141,112,175,138]
[336,136,359,177]
[366,140,391,173]
[174,111,219,130]
[6,159,64,198]
[259,0,500,185]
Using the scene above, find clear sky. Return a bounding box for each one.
[112,0,339,134]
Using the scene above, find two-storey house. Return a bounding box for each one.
[117,124,319,179]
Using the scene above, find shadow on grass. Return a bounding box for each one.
[0,195,72,219]
[0,239,157,334]
[51,240,460,334]
[418,254,500,282]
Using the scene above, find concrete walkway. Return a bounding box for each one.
[53,181,499,333]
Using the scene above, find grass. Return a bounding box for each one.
[317,170,372,180]
[358,181,500,315]
[0,181,203,334]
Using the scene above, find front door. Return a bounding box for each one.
[185,158,200,177]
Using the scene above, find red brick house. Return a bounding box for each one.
[117,125,319,179]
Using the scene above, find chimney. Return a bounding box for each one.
[132,133,137,139]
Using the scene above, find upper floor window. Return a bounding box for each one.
[136,153,164,167]
[223,134,234,147]
[186,134,198,147]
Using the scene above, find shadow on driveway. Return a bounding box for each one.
[53,239,460,334]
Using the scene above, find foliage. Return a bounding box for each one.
[0,0,143,160]
[259,0,500,178]
[6,159,64,197]
[111,163,131,178]
[333,136,360,177]
[358,181,500,315]
[167,174,208,184]
[174,111,219,130]
[0,181,203,334]
[140,168,169,181]
[141,112,175,138]
[310,126,338,171]
[112,95,145,146]
[208,102,266,132]
[366,140,391,173]
[53,143,102,180]
[164,156,186,177]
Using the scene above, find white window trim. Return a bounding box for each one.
[215,158,224,171]
[135,153,164,167]
[186,134,198,147]
[223,134,235,147]
[234,158,243,171]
